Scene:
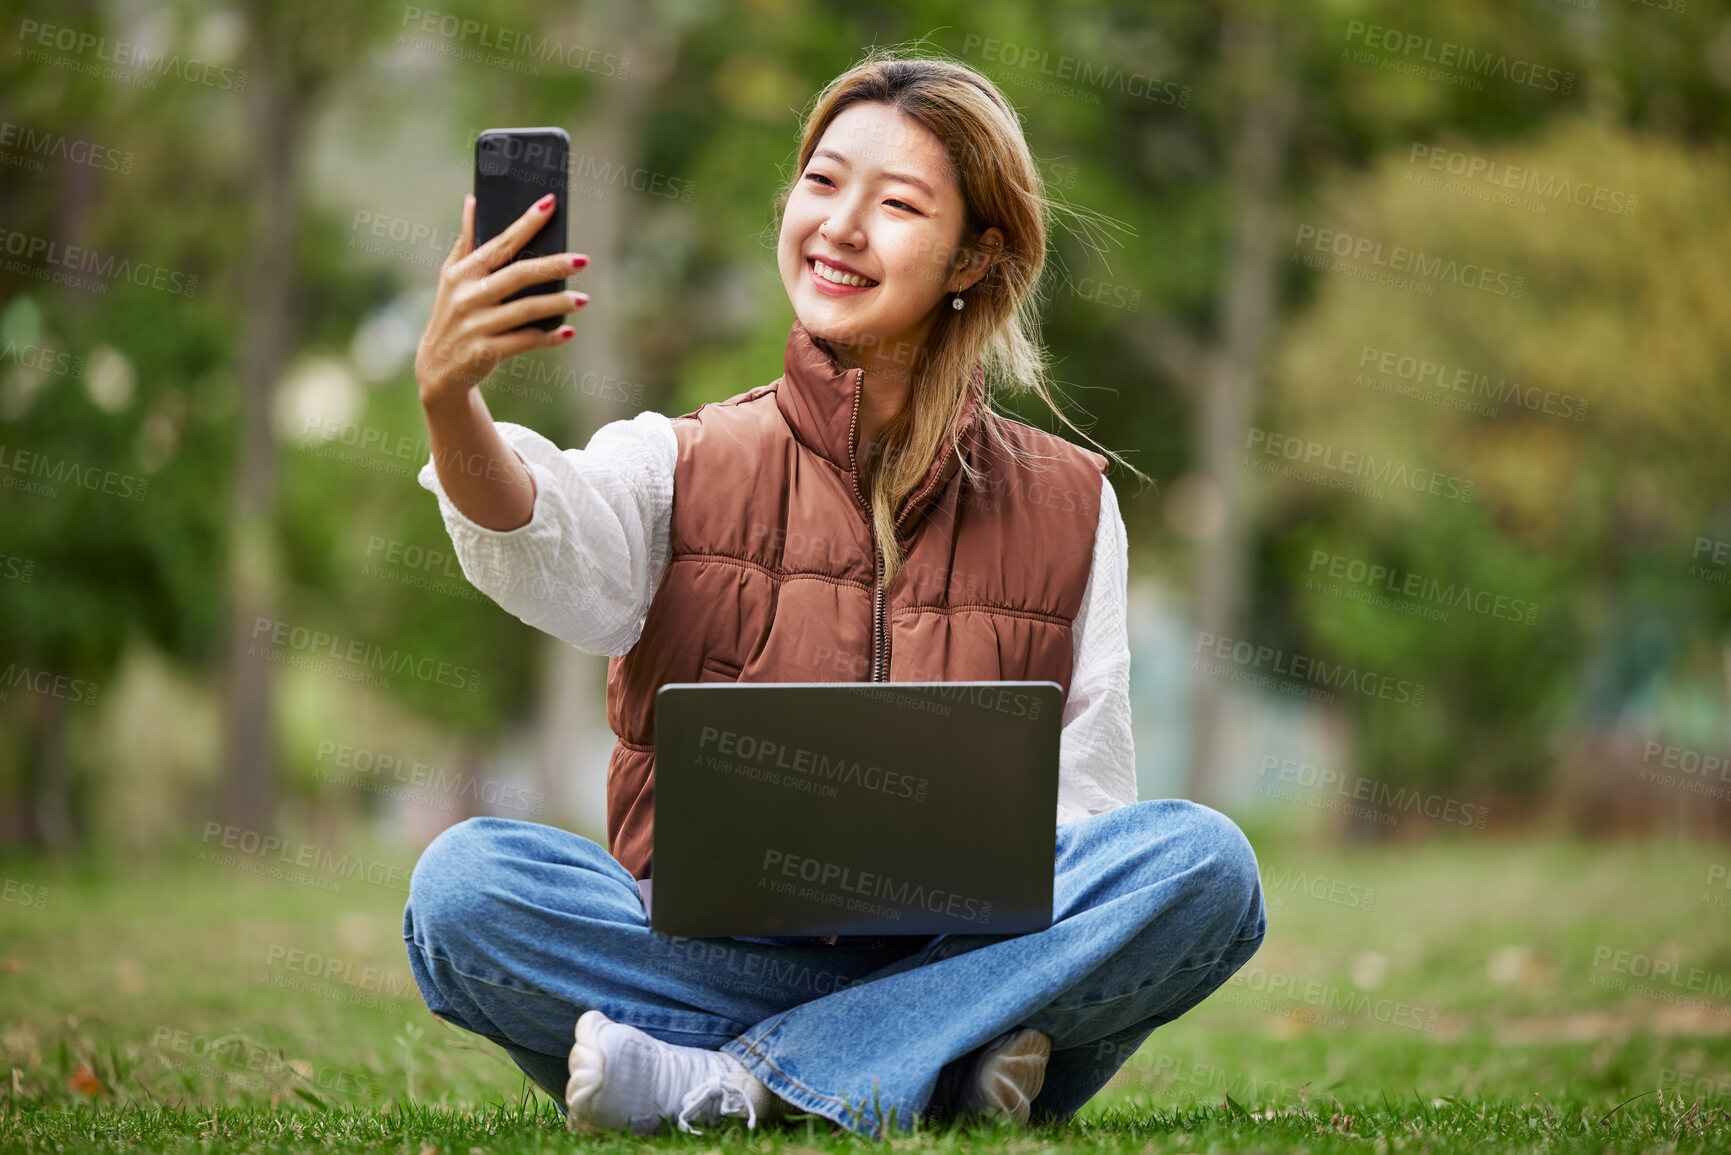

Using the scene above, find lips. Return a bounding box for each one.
[808,257,879,291]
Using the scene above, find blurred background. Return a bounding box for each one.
[3,0,1730,1125]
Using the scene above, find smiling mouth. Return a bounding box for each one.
[808,258,880,289]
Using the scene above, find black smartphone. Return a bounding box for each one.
[473,126,570,332]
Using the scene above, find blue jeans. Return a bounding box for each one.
[402,799,1265,1139]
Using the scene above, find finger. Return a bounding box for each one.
[443,194,475,271]
[464,286,584,339]
[478,323,575,365]
[473,288,586,335]
[470,252,586,305]
[470,192,557,274]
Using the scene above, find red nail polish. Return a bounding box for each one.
[556,326,575,339]
[571,255,588,269]
[536,194,555,212]
[572,292,589,307]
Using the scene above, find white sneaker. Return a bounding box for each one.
[954,1026,1051,1124]
[566,1008,762,1135]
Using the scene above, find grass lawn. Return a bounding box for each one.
[2,823,1729,1151]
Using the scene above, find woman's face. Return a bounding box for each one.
[778,102,995,365]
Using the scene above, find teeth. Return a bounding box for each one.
[812,260,877,288]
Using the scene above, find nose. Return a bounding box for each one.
[820,192,868,249]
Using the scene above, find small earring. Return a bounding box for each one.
[952,292,964,311]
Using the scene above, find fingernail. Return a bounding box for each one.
[556,326,575,339]
[572,292,589,307]
[570,255,588,269]
[536,193,555,212]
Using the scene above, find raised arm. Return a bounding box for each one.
[415,191,588,530]
[413,190,675,656]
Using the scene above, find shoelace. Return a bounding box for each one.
[674,1070,757,1134]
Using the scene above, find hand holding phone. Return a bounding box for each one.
[415,212,593,415]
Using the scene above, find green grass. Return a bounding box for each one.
[2,827,1729,1151]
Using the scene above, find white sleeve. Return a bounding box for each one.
[415,410,676,658]
[1055,473,1137,826]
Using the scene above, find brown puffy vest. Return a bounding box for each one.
[604,319,1107,880]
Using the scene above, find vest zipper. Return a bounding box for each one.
[872,542,887,681]
[847,368,890,683]
[850,365,955,684]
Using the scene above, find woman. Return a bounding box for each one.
[404,52,1264,1139]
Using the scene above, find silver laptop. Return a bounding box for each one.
[645,681,1062,939]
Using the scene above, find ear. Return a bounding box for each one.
[951,227,1005,293]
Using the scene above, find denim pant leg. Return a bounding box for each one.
[719,799,1266,1138]
[401,817,924,1104]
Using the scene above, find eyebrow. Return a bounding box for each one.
[810,147,937,199]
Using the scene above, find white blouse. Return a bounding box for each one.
[417,411,1137,827]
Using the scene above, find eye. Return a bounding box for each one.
[886,198,921,214]
[804,172,835,188]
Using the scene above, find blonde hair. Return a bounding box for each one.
[775,48,1148,586]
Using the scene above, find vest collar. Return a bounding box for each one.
[776,318,986,535]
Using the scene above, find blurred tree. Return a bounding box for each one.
[0,0,235,852]
[1269,116,1731,805]
[218,0,400,834]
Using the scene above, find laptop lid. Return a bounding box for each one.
[650,681,1061,938]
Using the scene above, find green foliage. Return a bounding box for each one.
[4,0,1731,838]
[1268,117,1731,795]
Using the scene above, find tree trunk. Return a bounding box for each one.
[218,35,306,835]
[24,690,73,858]
[1185,5,1298,805]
